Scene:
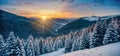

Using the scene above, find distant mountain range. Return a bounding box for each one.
[57,17,96,34]
[0,10,120,39]
[57,15,120,35]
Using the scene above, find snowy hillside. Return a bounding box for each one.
[38,48,65,56]
[38,42,120,56]
[61,42,120,56]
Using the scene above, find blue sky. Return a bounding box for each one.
[0,0,120,18]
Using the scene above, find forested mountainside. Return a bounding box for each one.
[57,18,96,34]
[0,10,54,39]
[57,15,120,35]
[0,16,120,56]
[1,10,119,39]
[0,10,72,39]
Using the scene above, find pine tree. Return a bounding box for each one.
[49,38,54,52]
[39,37,43,54]
[26,35,35,56]
[65,34,74,53]
[57,37,64,48]
[5,31,21,56]
[71,36,81,51]
[103,20,120,44]
[34,39,40,55]
[113,18,120,41]
[17,37,26,56]
[90,17,105,48]
[42,41,48,53]
[0,35,5,56]
[80,29,90,50]
[53,40,59,51]
[46,37,52,53]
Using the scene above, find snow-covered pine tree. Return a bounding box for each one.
[48,37,54,52]
[80,29,90,50]
[118,22,120,41]
[90,17,105,48]
[17,37,26,56]
[49,38,54,52]
[47,37,53,53]
[71,35,81,51]
[53,39,59,51]
[57,37,64,48]
[103,19,120,44]
[42,41,48,53]
[39,37,43,54]
[65,38,71,53]
[34,38,40,55]
[0,35,5,56]
[21,38,25,48]
[60,35,66,48]
[65,33,74,53]
[117,20,120,38]
[112,18,120,41]
[26,35,35,56]
[5,31,21,56]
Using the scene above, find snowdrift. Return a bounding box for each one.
[61,42,120,56]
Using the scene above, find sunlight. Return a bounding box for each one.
[42,16,47,20]
[34,15,54,34]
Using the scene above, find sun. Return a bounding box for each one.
[42,16,47,20]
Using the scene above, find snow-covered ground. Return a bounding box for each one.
[61,42,120,56]
[38,42,120,56]
[38,48,65,56]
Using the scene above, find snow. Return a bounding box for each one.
[83,15,120,21]
[55,19,76,32]
[84,16,98,21]
[55,23,67,31]
[38,42,120,56]
[38,48,65,56]
[61,42,120,56]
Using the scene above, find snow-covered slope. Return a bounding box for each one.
[38,48,65,56]
[61,42,120,56]
[38,42,120,56]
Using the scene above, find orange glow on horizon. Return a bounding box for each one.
[18,9,81,19]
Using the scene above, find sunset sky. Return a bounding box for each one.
[0,0,120,19]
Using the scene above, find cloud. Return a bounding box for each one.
[0,0,120,18]
[64,0,120,16]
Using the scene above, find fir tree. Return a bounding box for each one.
[0,35,5,56]
[65,35,74,53]
[39,38,43,54]
[5,31,21,56]
[80,29,90,50]
[34,39,40,55]
[42,42,48,53]
[53,40,59,51]
[71,36,81,51]
[26,35,35,56]
[17,37,26,56]
[90,17,105,48]
[103,20,120,44]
